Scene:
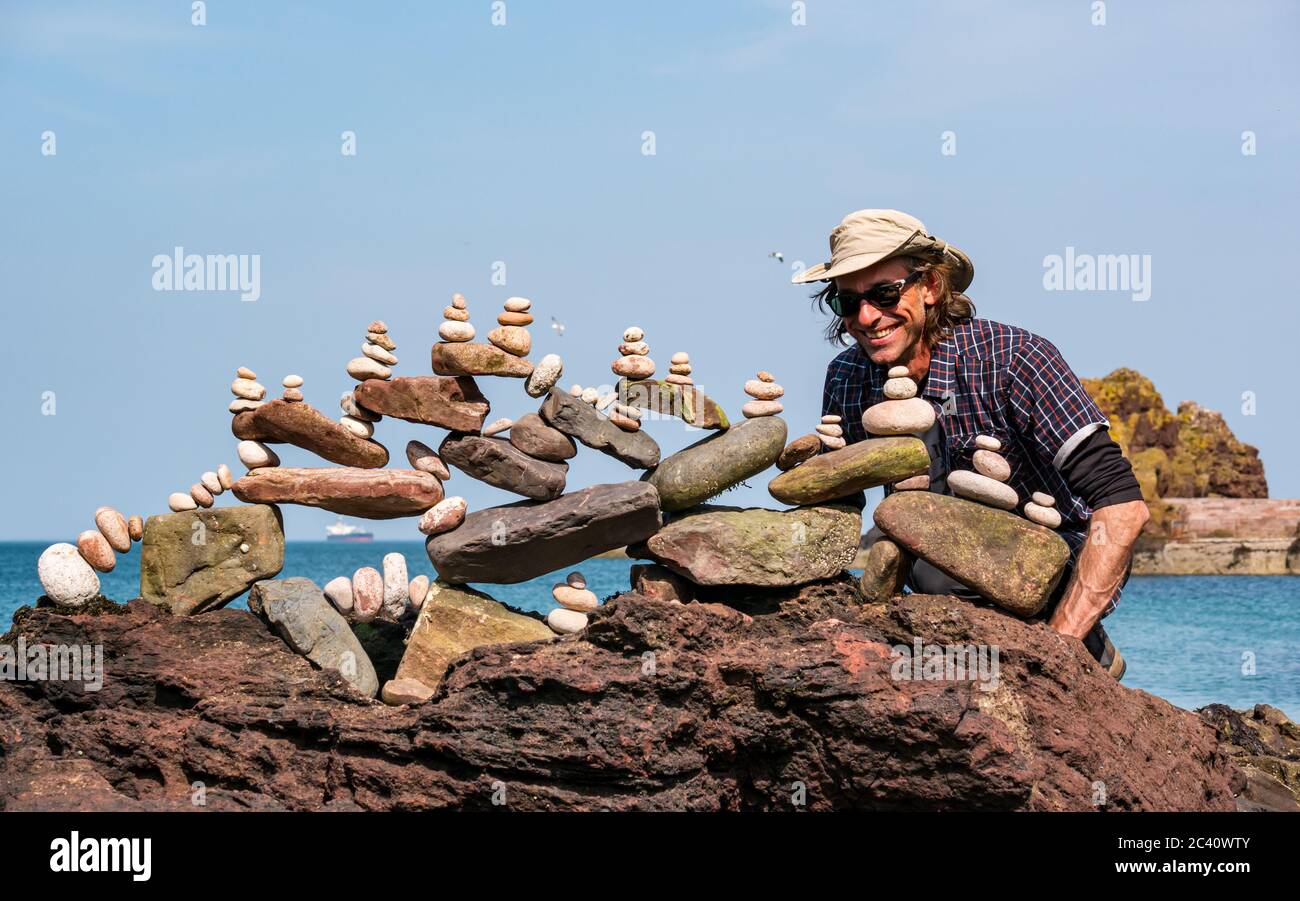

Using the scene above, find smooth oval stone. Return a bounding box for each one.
[742,399,783,418]
[482,417,513,437]
[363,342,398,365]
[887,365,909,378]
[283,374,304,388]
[566,571,586,589]
[546,607,588,635]
[201,471,223,494]
[858,537,909,602]
[497,311,534,326]
[168,492,198,512]
[664,373,693,386]
[619,341,649,356]
[503,296,532,313]
[369,331,397,349]
[525,353,563,398]
[229,398,262,414]
[77,529,115,572]
[127,515,144,541]
[282,388,304,403]
[406,440,451,480]
[418,496,468,536]
[623,326,644,342]
[595,391,618,409]
[94,507,131,553]
[883,377,917,399]
[443,306,470,322]
[382,553,410,617]
[341,391,381,422]
[744,379,785,400]
[217,464,234,490]
[450,293,467,310]
[1032,491,1056,507]
[975,435,1002,452]
[608,408,640,431]
[819,434,846,449]
[669,363,692,374]
[815,423,843,437]
[646,415,786,512]
[509,412,577,462]
[237,440,280,469]
[438,320,476,342]
[236,366,257,380]
[768,436,929,506]
[948,469,1019,510]
[488,325,531,357]
[1024,502,1063,529]
[368,320,388,334]
[821,414,842,424]
[670,352,690,365]
[552,583,598,612]
[973,449,1011,482]
[874,491,1070,617]
[324,576,354,613]
[339,414,375,438]
[38,543,100,606]
[191,483,215,508]
[231,378,265,401]
[862,397,935,435]
[382,677,436,706]
[776,433,820,471]
[893,474,931,491]
[352,567,383,621]
[612,355,655,379]
[347,357,391,380]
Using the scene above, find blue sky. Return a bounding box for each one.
[2,0,1297,540]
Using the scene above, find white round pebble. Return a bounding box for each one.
[973,449,1011,482]
[346,357,391,380]
[623,326,644,342]
[742,399,784,418]
[670,352,690,365]
[975,435,1002,452]
[382,553,410,618]
[525,354,563,398]
[37,543,100,606]
[237,440,280,469]
[504,296,532,313]
[438,321,475,343]
[887,366,910,379]
[282,374,304,389]
[819,434,847,450]
[168,492,198,512]
[339,415,375,439]
[744,379,785,400]
[451,293,467,310]
[581,387,599,405]
[948,470,1019,510]
[547,608,589,635]
[619,341,649,356]
[418,496,468,536]
[821,414,842,424]
[200,471,223,496]
[236,367,257,380]
[1031,491,1056,508]
[1024,502,1063,529]
[217,464,234,490]
[228,399,262,414]
[239,543,250,553]
[815,423,843,437]
[408,575,430,610]
[863,397,935,435]
[231,378,265,401]
[552,583,598,612]
[363,342,398,365]
[324,576,353,613]
[883,377,917,399]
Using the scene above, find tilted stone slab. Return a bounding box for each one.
[539,388,660,469]
[768,436,929,506]
[232,399,389,469]
[617,378,729,430]
[232,467,443,519]
[430,342,533,378]
[873,491,1071,617]
[644,416,786,513]
[439,433,567,500]
[427,481,662,584]
[354,376,489,433]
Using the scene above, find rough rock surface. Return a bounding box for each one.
[1199,703,1300,811]
[768,436,929,506]
[231,399,389,469]
[139,505,285,615]
[539,389,660,469]
[508,412,577,462]
[630,504,860,587]
[439,433,568,500]
[430,342,533,379]
[645,416,787,512]
[617,378,728,429]
[233,467,443,519]
[427,482,662,584]
[354,376,490,433]
[0,581,1247,811]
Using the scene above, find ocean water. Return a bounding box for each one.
[2,542,1296,718]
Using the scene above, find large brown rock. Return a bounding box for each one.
[430,342,533,378]
[427,481,662,584]
[630,504,860,587]
[232,467,443,519]
[539,389,660,469]
[139,504,285,615]
[873,491,1070,617]
[438,433,567,500]
[617,378,728,430]
[768,436,929,505]
[645,416,786,512]
[393,582,553,696]
[0,581,1246,811]
[231,399,388,469]
[354,376,489,433]
[777,433,821,471]
[508,412,577,462]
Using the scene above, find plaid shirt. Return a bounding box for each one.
[823,318,1119,611]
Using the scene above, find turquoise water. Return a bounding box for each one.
[2,542,1295,718]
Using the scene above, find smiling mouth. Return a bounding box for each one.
[866,325,899,340]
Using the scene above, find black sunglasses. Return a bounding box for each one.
[828,268,929,317]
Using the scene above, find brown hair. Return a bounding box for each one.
[812,255,975,347]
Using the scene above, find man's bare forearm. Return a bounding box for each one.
[1047,500,1150,639]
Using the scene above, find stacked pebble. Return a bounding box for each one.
[482,418,513,437]
[237,439,280,471]
[947,435,1018,511]
[525,353,564,398]
[862,365,935,436]
[418,496,468,536]
[606,327,652,431]
[666,352,693,386]
[488,297,532,357]
[1024,491,1062,529]
[546,571,597,634]
[438,294,475,343]
[816,414,844,449]
[36,505,145,605]
[167,463,236,512]
[229,366,266,414]
[281,374,304,404]
[347,320,397,382]
[742,371,784,418]
[324,554,431,619]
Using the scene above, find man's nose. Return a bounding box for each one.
[854,301,881,329]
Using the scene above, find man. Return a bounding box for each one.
[793,210,1148,678]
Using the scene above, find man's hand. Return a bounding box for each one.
[1047,500,1150,639]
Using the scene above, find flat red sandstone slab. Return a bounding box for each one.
[232,467,442,519]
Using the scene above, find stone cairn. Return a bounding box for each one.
[948,435,1018,511]
[439,294,475,343]
[742,371,784,419]
[607,326,651,430]
[547,571,598,635]
[323,553,431,622]
[863,365,934,491]
[1025,491,1062,529]
[36,505,147,606]
[167,464,236,512]
[341,321,395,438]
[666,351,693,386]
[489,297,533,357]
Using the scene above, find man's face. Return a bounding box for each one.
[837,258,936,366]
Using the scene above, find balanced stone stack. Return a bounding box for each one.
[229,366,266,414]
[167,463,236,512]
[666,351,693,386]
[439,293,475,343]
[546,571,598,635]
[281,373,304,404]
[947,435,1018,511]
[742,372,784,418]
[432,293,534,378]
[1024,491,1062,529]
[863,366,935,436]
[347,320,397,382]
[817,414,844,450]
[36,505,146,605]
[488,297,532,357]
[607,327,652,430]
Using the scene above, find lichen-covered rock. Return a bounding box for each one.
[644,416,786,512]
[140,505,285,615]
[768,436,929,506]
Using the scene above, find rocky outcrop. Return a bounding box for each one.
[249,578,378,698]
[0,580,1251,811]
[1200,704,1300,811]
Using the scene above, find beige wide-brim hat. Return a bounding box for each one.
[791,209,974,292]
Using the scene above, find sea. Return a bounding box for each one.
[2,541,1296,719]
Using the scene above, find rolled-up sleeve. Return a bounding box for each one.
[1005,337,1110,469]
